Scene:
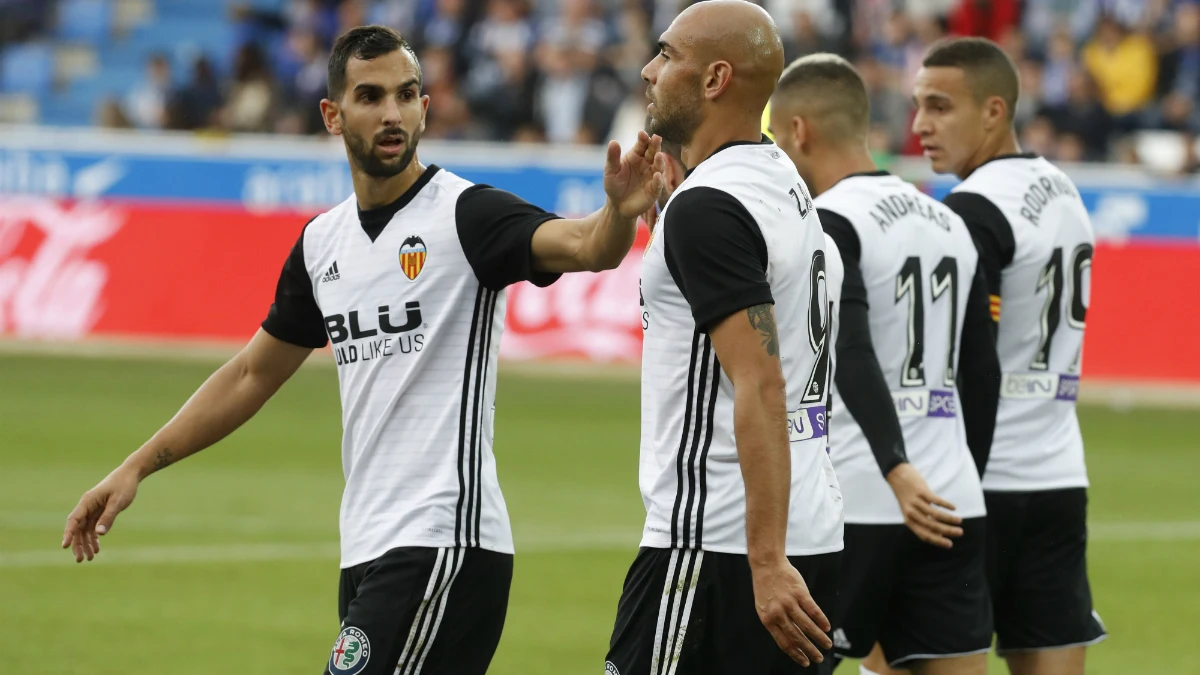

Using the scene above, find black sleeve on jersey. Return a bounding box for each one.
[943,192,1014,314]
[817,209,866,307]
[820,209,909,477]
[663,186,773,332]
[456,184,564,292]
[261,216,329,349]
[957,265,1002,476]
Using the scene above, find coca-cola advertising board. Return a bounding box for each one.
[0,128,1197,382]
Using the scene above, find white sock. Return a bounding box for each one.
[860,666,882,675]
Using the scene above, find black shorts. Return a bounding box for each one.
[986,488,1107,654]
[606,547,841,675]
[833,519,992,668]
[323,546,512,675]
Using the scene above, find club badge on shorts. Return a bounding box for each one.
[605,661,621,675]
[328,626,371,675]
[400,235,427,281]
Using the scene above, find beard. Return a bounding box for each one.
[344,123,421,178]
[646,84,703,146]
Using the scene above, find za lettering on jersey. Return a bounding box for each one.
[262,166,561,568]
[819,173,986,525]
[639,141,843,557]
[947,154,1094,492]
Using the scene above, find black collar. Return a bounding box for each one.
[357,165,441,243]
[967,152,1039,177]
[685,135,773,177]
[830,169,890,190]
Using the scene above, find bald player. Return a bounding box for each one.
[771,54,1001,675]
[913,38,1105,675]
[606,3,844,673]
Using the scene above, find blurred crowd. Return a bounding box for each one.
[92,0,1200,169]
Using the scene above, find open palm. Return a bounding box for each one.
[604,130,665,219]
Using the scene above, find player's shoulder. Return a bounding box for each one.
[303,194,358,242]
[814,170,899,213]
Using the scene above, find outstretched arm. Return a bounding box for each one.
[530,131,665,272]
[62,330,313,562]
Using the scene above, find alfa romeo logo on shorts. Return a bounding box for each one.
[328,626,371,675]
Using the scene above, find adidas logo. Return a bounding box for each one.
[832,628,851,651]
[321,261,341,283]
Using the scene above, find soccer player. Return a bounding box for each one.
[61,25,665,675]
[605,2,843,673]
[913,37,1106,675]
[770,54,1001,675]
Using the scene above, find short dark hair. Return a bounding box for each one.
[922,37,1019,120]
[327,25,420,100]
[774,53,869,143]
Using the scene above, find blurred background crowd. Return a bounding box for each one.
[3,0,1200,171]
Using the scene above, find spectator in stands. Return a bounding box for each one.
[855,55,910,154]
[95,96,133,130]
[276,29,328,134]
[166,57,223,131]
[535,0,608,143]
[1015,58,1044,128]
[765,0,845,59]
[124,53,172,130]
[221,44,277,133]
[1083,14,1158,125]
[1040,29,1078,109]
[422,45,474,139]
[1046,69,1113,160]
[1150,1,1200,132]
[421,0,468,50]
[462,0,538,139]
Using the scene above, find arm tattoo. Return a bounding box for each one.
[746,304,779,357]
[152,448,174,473]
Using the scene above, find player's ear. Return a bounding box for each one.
[321,99,343,136]
[705,61,734,101]
[792,115,808,153]
[983,95,1007,130]
[420,93,430,133]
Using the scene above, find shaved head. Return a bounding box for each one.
[773,53,869,146]
[672,0,785,111]
[642,0,783,147]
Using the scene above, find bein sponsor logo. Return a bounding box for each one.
[0,198,122,338]
[1002,373,1060,399]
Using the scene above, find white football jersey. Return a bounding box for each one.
[639,141,843,556]
[949,154,1094,491]
[262,165,562,567]
[820,173,986,523]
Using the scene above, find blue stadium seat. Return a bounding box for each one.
[56,0,113,45]
[1,44,55,95]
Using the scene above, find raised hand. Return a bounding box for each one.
[603,130,666,219]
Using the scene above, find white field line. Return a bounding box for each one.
[2,520,1197,569]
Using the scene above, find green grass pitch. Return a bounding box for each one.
[1,353,1196,673]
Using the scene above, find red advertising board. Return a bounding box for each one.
[0,197,1195,383]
